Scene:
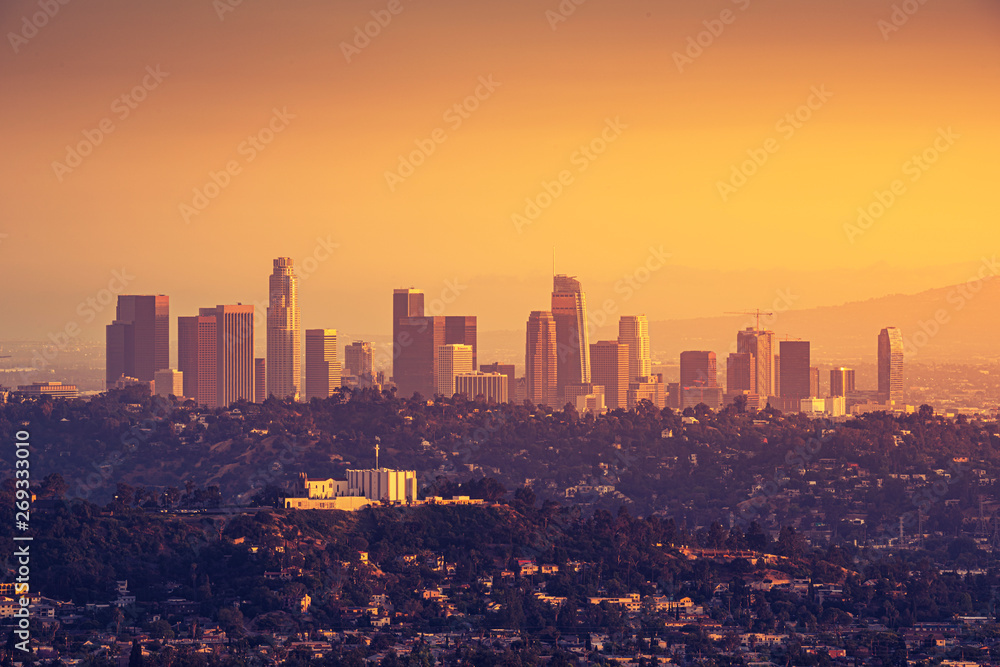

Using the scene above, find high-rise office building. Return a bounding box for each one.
[178,314,217,408]
[552,275,590,399]
[680,351,717,390]
[628,376,666,409]
[736,328,775,398]
[480,362,516,404]
[345,341,374,378]
[266,258,300,401]
[618,315,651,381]
[392,288,424,386]
[201,304,254,408]
[829,367,855,397]
[255,358,266,403]
[590,340,629,410]
[526,310,558,407]
[436,344,474,397]
[810,367,820,399]
[455,372,508,403]
[878,327,904,405]
[779,341,811,401]
[680,351,720,410]
[154,369,183,399]
[726,352,754,394]
[773,354,781,397]
[391,289,477,399]
[395,316,445,398]
[106,295,169,387]
[444,316,477,370]
[305,329,340,400]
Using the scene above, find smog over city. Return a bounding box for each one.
[2,0,1000,662]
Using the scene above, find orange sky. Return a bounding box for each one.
[2,0,999,340]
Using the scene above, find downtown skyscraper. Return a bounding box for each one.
[179,305,254,408]
[829,367,855,398]
[878,327,904,405]
[778,340,811,401]
[525,310,557,407]
[305,329,340,401]
[591,340,629,410]
[391,288,477,398]
[618,315,651,381]
[106,295,169,387]
[736,327,775,398]
[551,275,590,399]
[266,257,301,401]
[178,314,217,407]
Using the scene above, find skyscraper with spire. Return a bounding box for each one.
[266,257,301,400]
[551,275,590,399]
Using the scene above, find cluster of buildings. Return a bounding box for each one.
[676,324,906,416]
[96,261,906,418]
[102,258,381,408]
[520,279,906,417]
[284,468,420,511]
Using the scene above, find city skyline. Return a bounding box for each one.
[3,1,999,345]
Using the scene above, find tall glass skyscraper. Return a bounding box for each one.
[878,327,904,405]
[551,275,590,399]
[525,310,557,407]
[266,257,301,401]
[106,295,169,387]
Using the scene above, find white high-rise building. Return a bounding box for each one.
[618,315,651,381]
[436,344,473,397]
[455,371,508,403]
[266,257,301,400]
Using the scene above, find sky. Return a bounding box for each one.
[2,0,999,343]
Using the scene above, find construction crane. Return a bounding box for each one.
[725,310,774,331]
[777,335,801,342]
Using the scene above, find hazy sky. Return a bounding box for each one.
[2,0,999,341]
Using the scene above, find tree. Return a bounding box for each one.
[128,639,143,667]
[39,473,68,500]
